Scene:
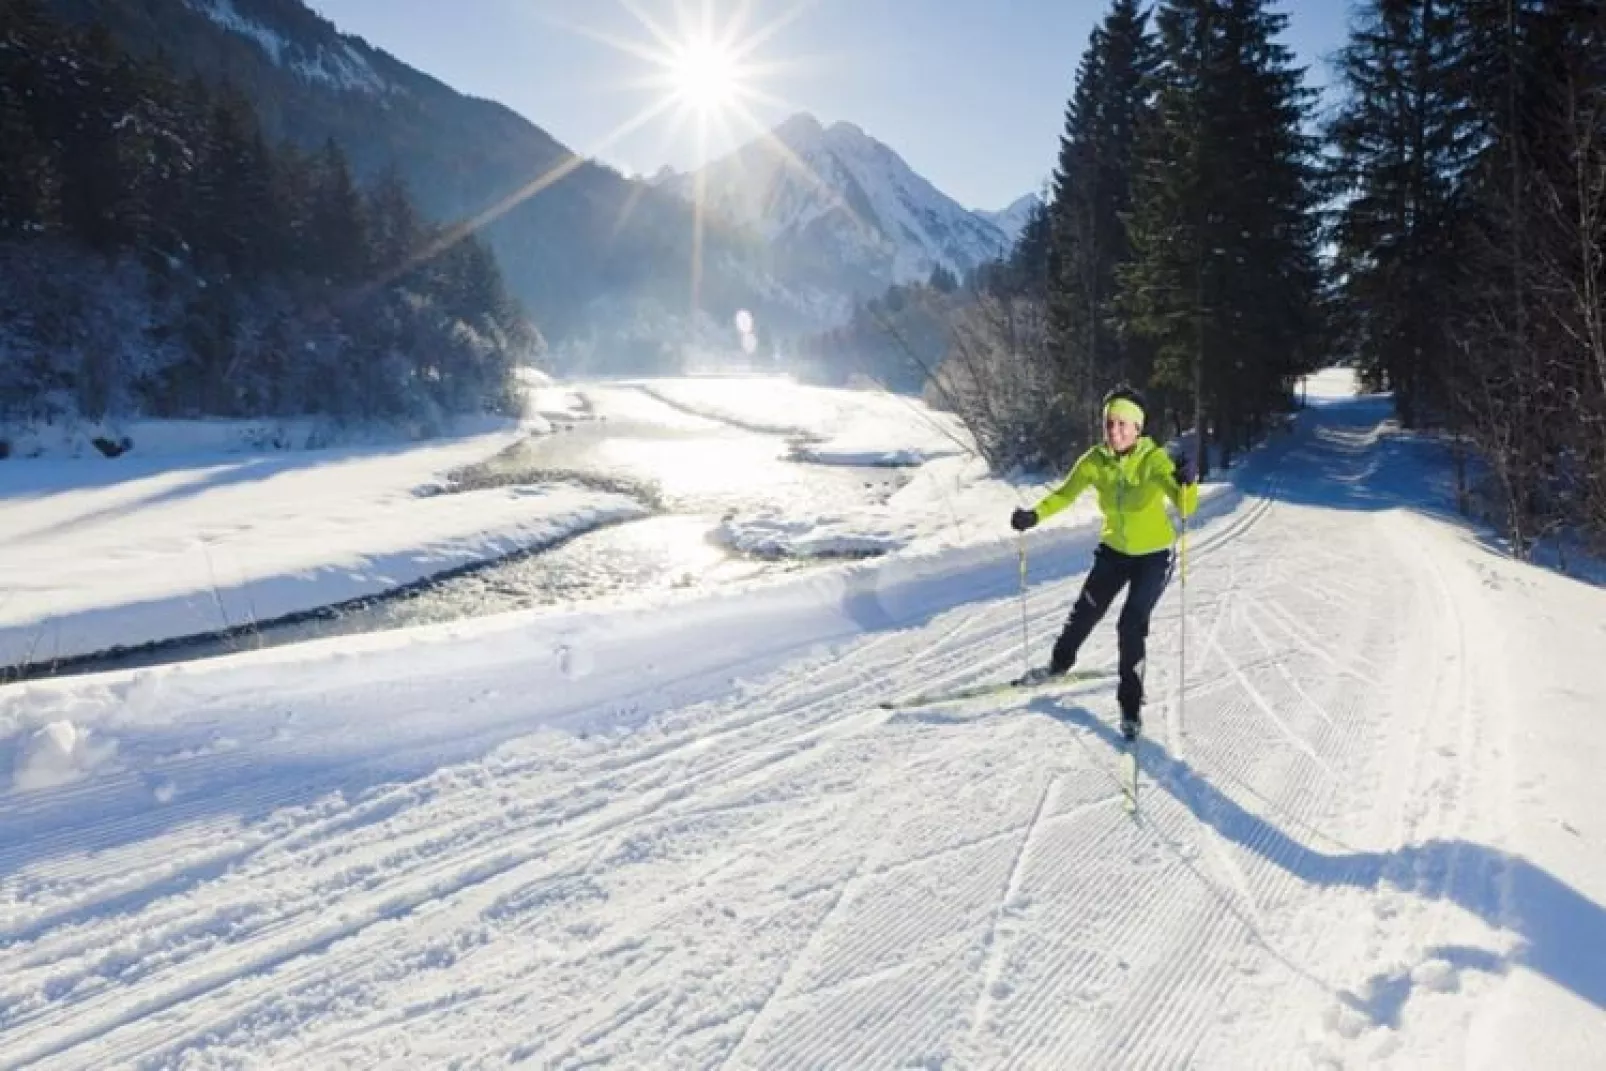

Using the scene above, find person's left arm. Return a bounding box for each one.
[1150,447,1198,517]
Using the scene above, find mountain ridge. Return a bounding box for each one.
[977,192,1043,247]
[658,112,1017,295]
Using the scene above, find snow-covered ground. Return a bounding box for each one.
[0,427,643,668]
[1,369,1601,1068]
[624,376,1111,561]
[632,376,972,465]
[0,378,1058,669]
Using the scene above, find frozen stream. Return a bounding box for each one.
[29,388,909,679]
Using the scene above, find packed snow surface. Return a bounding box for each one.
[0,369,1601,1069]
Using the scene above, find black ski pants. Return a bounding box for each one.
[1050,544,1172,717]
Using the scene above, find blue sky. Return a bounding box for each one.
[310,1,1353,211]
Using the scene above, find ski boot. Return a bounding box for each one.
[1120,710,1142,741]
[1013,665,1061,687]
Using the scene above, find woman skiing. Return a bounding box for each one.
[1009,387,1198,739]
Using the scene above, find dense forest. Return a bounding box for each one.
[1328,0,1606,553]
[812,0,1605,555]
[0,0,535,433]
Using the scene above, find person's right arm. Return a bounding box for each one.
[1032,449,1095,522]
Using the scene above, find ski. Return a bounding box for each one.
[879,667,1114,711]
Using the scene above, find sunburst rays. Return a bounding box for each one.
[388,1,869,336]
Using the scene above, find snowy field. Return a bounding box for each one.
[0,377,1068,669]
[1,370,1603,1068]
[620,376,1111,561]
[633,376,972,465]
[0,427,644,669]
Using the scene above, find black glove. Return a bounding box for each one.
[1169,449,1198,486]
[1010,507,1039,532]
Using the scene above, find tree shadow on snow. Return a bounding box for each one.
[1032,698,1606,1017]
[1216,393,1464,519]
[1216,394,1606,589]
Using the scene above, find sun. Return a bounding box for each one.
[521,1,847,320]
[668,36,743,113]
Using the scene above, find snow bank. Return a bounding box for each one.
[1,488,647,668]
[529,386,591,424]
[0,434,647,667]
[634,376,971,465]
[0,413,533,462]
[0,495,1123,764]
[513,365,553,388]
[715,510,919,558]
[8,720,116,792]
[789,439,937,467]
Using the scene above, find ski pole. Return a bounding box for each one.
[1018,534,1030,680]
[1179,505,1189,722]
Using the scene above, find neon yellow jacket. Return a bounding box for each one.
[1032,437,1197,556]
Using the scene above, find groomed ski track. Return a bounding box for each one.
[2,385,1602,1069]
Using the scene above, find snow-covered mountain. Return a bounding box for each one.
[182,0,393,95]
[978,191,1043,248]
[661,113,1012,293]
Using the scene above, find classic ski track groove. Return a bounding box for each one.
[1186,523,1350,927]
[1256,596,1382,681]
[1233,599,1338,730]
[6,596,1085,1067]
[1205,618,1339,783]
[967,768,1061,1056]
[1152,505,1273,950]
[1383,515,1483,963]
[712,834,885,1070]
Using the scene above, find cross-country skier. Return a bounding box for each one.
[1009,386,1198,739]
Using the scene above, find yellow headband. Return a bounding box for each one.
[1104,398,1145,427]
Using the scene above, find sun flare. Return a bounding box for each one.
[668,36,743,113]
[529,1,840,319]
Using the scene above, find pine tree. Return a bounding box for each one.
[0,0,61,233]
[1049,0,1159,445]
[1008,198,1054,297]
[1449,0,1586,553]
[366,166,424,281]
[195,85,277,276]
[1330,0,1480,428]
[271,140,318,274]
[1121,0,1321,466]
[57,24,142,250]
[1522,2,1606,537]
[309,138,367,285]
